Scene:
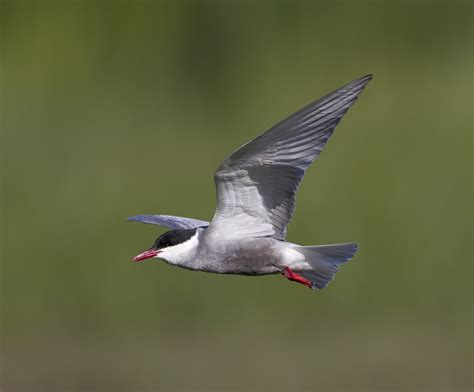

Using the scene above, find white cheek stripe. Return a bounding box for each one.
[159,230,200,265]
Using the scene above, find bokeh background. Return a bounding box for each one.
[1,1,472,391]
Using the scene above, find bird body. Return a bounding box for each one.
[129,75,372,290]
[160,229,281,275]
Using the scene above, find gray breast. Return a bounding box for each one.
[195,236,281,275]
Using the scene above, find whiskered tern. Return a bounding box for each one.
[128,75,372,290]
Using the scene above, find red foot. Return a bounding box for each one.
[282,267,312,288]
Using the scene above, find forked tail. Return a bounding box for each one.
[293,243,358,289]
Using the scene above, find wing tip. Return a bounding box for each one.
[127,214,156,223]
[337,74,373,104]
[350,74,373,88]
[356,74,374,88]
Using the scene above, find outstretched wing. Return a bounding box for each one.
[127,214,209,230]
[209,75,373,240]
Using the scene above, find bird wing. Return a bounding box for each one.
[127,214,209,230]
[209,75,372,240]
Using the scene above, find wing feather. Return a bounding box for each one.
[209,75,373,240]
[127,214,209,230]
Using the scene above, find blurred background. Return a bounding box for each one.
[1,1,472,391]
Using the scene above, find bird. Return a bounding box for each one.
[128,75,372,290]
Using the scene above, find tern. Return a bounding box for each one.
[128,75,372,290]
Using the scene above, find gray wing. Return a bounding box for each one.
[127,214,209,230]
[209,75,373,240]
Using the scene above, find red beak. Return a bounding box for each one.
[133,248,160,262]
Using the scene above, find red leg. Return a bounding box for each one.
[281,267,312,288]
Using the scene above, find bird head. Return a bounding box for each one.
[132,228,198,262]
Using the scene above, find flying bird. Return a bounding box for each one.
[128,75,372,290]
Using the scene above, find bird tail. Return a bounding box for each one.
[293,243,358,289]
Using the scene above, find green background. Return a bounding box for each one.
[1,1,472,391]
